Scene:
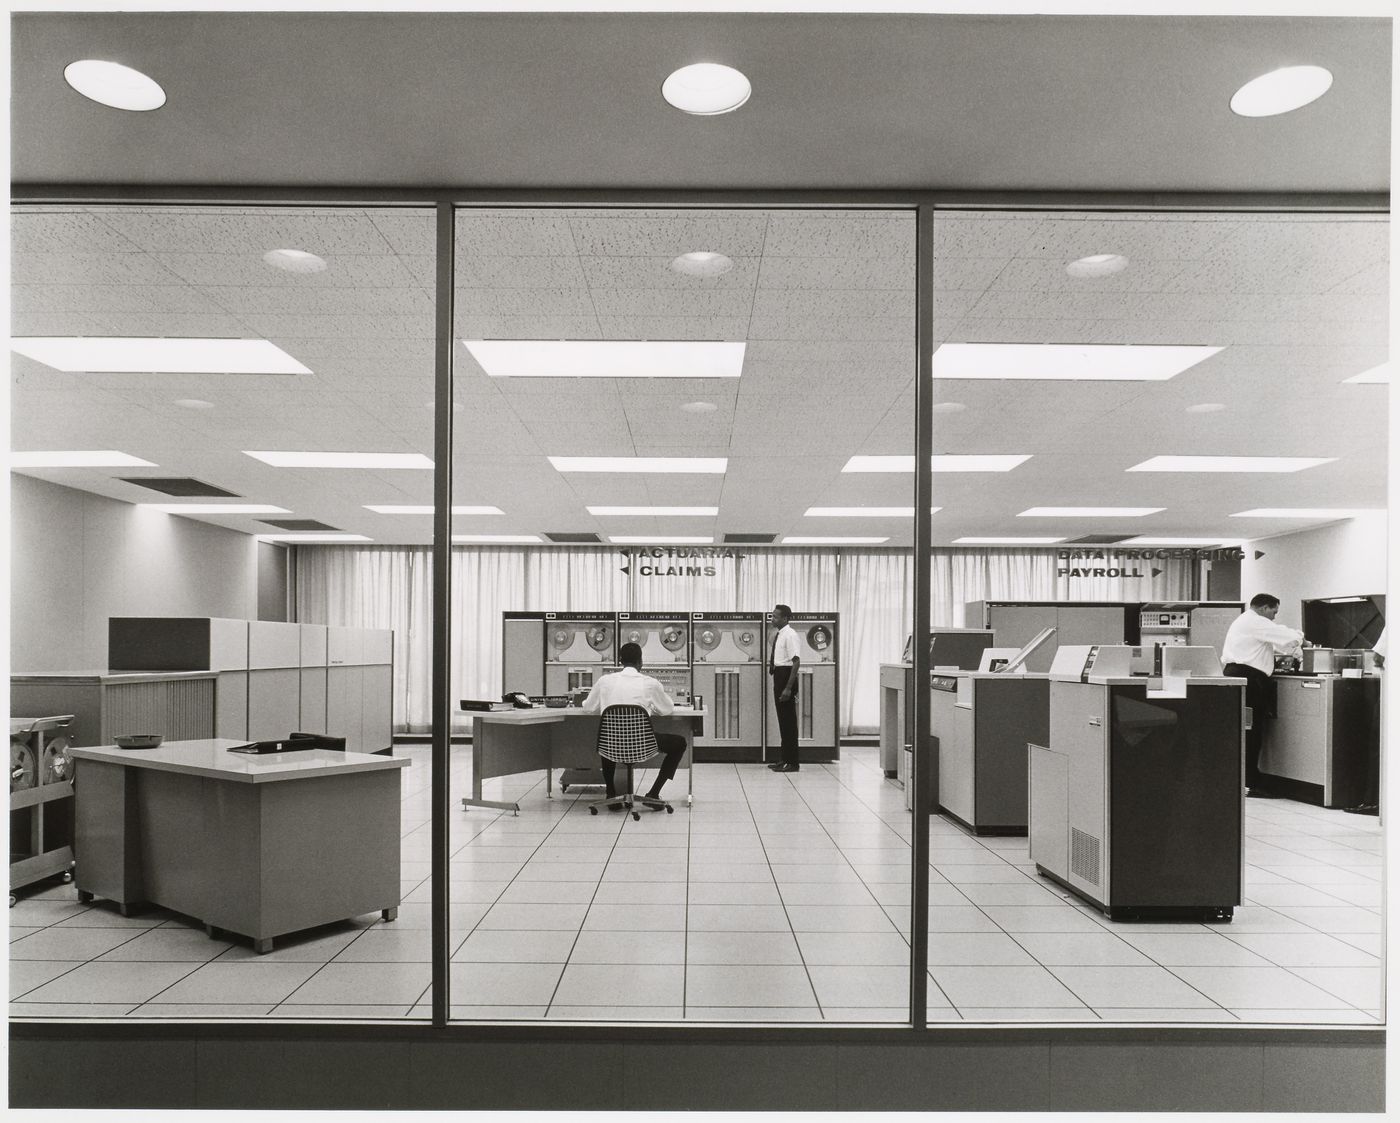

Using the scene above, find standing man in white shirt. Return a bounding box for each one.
[581,642,687,804]
[1221,593,1305,798]
[767,603,802,773]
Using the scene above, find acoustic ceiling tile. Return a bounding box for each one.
[582,255,760,290]
[1017,216,1229,262]
[595,315,751,341]
[236,312,433,340]
[150,251,422,289]
[566,213,768,257]
[457,287,599,316]
[747,315,915,342]
[96,211,396,255]
[9,312,123,337]
[750,289,915,319]
[203,285,432,316]
[931,214,1039,257]
[455,255,590,289]
[11,251,185,286]
[454,211,580,257]
[458,314,603,340]
[761,215,915,260]
[756,256,913,291]
[10,211,142,253]
[985,257,1189,294]
[365,211,437,255]
[588,287,755,318]
[1326,260,1390,296]
[87,313,256,339]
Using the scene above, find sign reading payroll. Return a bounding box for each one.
[1056,545,1243,579]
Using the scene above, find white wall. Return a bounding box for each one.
[10,474,259,671]
[1239,513,1388,623]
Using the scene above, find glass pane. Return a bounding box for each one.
[9,204,436,1021]
[447,206,917,1023]
[927,209,1386,1025]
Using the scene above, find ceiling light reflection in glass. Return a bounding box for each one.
[932,343,1221,381]
[464,340,744,379]
[12,337,311,375]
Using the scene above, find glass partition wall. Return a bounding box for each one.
[445,207,918,1022]
[8,200,1383,1031]
[925,209,1387,1025]
[9,204,439,1020]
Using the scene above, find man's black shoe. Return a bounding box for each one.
[769,762,800,773]
[1343,803,1379,815]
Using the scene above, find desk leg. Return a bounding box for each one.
[462,717,522,814]
[253,937,273,955]
[382,907,398,922]
[547,768,553,799]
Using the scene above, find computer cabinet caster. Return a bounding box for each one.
[589,806,598,815]
[666,805,674,814]
[77,890,94,904]
[61,869,73,884]
[561,783,570,793]
[631,811,641,821]
[8,895,14,909]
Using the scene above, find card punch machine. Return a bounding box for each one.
[226,733,347,754]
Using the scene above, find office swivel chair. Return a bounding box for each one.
[588,704,674,820]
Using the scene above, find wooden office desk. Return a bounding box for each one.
[463,707,705,814]
[69,739,408,953]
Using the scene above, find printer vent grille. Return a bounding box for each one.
[1071,827,1102,886]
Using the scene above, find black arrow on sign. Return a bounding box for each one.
[1151,567,1163,578]
[1254,550,1266,561]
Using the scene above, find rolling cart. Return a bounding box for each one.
[10,715,76,907]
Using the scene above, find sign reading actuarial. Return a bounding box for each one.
[620,547,743,579]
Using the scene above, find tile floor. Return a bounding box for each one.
[8,745,1385,1025]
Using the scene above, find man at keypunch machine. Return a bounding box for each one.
[581,641,688,805]
[767,603,802,773]
[1221,592,1305,798]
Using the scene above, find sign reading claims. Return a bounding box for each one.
[620,547,743,579]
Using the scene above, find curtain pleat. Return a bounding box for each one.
[294,546,1197,737]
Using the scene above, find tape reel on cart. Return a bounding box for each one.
[10,739,37,792]
[41,736,72,785]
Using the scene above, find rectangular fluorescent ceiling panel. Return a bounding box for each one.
[842,455,1030,473]
[611,536,715,544]
[11,337,311,375]
[805,507,943,517]
[463,339,744,379]
[141,504,290,515]
[1123,537,1244,546]
[955,537,1065,545]
[1232,508,1377,519]
[11,450,156,467]
[246,451,433,469]
[1127,456,1335,473]
[364,505,503,515]
[783,536,889,545]
[1343,364,1389,384]
[257,533,371,543]
[588,506,719,516]
[454,534,543,543]
[550,457,727,474]
[1019,507,1164,518]
[931,343,1222,381]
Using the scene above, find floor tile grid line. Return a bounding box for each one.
[782,760,956,1018]
[678,762,707,1016]
[737,765,825,1019]
[535,784,632,1016]
[9,923,159,1003]
[1245,825,1385,881]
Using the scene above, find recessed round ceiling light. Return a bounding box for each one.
[1066,254,1129,278]
[264,248,328,274]
[63,59,166,111]
[932,401,967,414]
[1185,402,1228,414]
[174,398,215,410]
[671,252,735,277]
[680,401,719,414]
[662,63,751,116]
[1230,65,1333,118]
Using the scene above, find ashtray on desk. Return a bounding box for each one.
[115,734,163,750]
[542,696,570,708]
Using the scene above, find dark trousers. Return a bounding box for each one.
[601,732,687,796]
[771,666,800,765]
[1225,662,1274,788]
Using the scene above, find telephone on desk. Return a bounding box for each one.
[502,692,534,709]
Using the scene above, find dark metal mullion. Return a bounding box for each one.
[909,202,935,1029]
[430,200,456,1027]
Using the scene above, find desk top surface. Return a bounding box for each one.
[468,707,706,725]
[69,739,410,783]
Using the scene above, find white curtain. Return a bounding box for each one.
[295,546,1198,737]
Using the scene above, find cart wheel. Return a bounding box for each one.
[8,895,15,908]
[666,805,674,814]
[589,806,598,815]
[631,811,641,821]
[61,870,73,884]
